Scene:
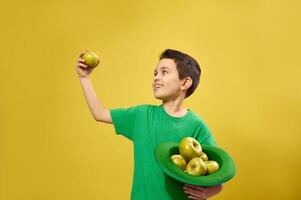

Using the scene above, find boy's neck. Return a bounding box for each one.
[162,99,187,117]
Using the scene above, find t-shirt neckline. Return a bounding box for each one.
[159,104,191,121]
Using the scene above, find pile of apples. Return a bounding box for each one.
[170,137,220,176]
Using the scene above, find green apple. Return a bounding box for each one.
[185,157,207,176]
[82,51,100,68]
[179,137,202,162]
[170,154,187,170]
[200,152,208,161]
[204,160,219,175]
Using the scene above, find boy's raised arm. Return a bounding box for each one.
[76,50,112,124]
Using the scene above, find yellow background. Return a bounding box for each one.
[1,0,300,199]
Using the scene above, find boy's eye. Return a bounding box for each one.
[153,70,167,76]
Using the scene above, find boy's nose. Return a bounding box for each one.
[154,74,161,81]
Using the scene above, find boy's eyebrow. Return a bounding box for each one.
[154,66,170,72]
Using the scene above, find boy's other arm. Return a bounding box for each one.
[79,77,112,124]
[184,183,223,199]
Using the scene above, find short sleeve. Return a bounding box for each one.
[196,124,218,147]
[109,105,140,141]
[201,131,218,147]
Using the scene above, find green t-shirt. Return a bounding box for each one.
[109,104,217,200]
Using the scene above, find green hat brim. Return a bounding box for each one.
[155,142,236,186]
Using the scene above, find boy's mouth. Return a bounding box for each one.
[154,84,163,89]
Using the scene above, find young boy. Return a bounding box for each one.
[76,49,223,200]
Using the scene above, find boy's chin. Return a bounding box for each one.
[154,95,162,100]
[153,94,167,101]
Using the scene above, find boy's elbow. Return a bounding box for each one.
[95,109,113,124]
[94,116,101,122]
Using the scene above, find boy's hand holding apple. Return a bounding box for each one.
[76,50,100,78]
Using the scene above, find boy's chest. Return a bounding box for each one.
[134,119,198,150]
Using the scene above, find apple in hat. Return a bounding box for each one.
[179,137,202,162]
[200,152,208,161]
[170,154,187,170]
[186,157,207,176]
[204,160,220,175]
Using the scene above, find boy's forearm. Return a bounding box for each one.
[79,77,105,120]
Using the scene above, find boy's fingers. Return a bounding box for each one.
[77,62,88,68]
[185,184,205,191]
[78,58,85,63]
[79,50,89,58]
[185,189,203,196]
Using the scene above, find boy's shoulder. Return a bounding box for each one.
[189,111,210,127]
[124,104,156,113]
[129,104,208,123]
[135,104,207,121]
[130,103,158,109]
[128,104,166,114]
[189,109,207,121]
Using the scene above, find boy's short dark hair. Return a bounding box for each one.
[159,49,201,98]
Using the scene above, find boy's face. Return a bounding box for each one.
[152,58,188,101]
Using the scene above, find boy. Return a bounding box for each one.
[76,49,223,199]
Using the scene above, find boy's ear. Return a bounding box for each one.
[181,77,193,90]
